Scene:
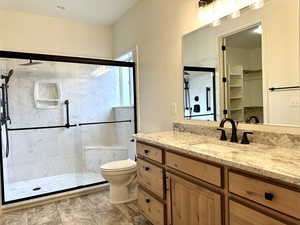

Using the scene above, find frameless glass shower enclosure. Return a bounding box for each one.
[0,51,136,204]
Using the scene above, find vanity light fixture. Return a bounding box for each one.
[198,0,215,8]
[211,0,222,27]
[198,0,265,27]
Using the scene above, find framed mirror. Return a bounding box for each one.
[182,5,300,126]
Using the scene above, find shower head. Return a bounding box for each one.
[19,59,42,66]
[184,71,190,83]
[7,69,14,79]
[1,69,14,84]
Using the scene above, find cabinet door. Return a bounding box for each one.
[167,173,222,225]
[229,201,288,225]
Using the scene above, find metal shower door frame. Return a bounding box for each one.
[0,50,138,205]
[183,66,217,121]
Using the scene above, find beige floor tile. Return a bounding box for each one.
[1,210,28,225]
[1,190,151,225]
[58,207,97,225]
[27,203,61,225]
[92,207,132,225]
[85,193,114,212]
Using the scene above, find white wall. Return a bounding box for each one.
[183,26,218,68]
[0,10,112,59]
[113,0,300,131]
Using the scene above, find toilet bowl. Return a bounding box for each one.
[101,159,137,204]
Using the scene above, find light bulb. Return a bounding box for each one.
[252,0,264,9]
[231,0,241,18]
[211,0,222,27]
[231,9,241,19]
[212,18,221,27]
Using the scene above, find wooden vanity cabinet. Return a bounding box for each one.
[166,173,222,225]
[137,143,166,225]
[136,142,300,225]
[229,201,289,225]
[229,172,300,220]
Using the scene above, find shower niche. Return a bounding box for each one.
[34,80,62,109]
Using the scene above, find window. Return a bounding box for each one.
[117,51,134,106]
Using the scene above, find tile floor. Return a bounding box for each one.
[0,190,152,225]
[5,172,104,202]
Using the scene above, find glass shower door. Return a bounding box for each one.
[184,67,216,121]
[0,53,136,204]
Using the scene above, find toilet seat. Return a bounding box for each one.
[101,159,136,172]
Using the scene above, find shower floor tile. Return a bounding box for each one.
[5,172,104,202]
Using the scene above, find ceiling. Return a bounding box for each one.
[226,26,262,49]
[0,0,139,25]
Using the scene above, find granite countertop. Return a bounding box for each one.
[134,131,300,187]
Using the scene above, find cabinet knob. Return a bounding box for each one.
[145,167,150,171]
[144,149,149,154]
[264,192,274,201]
[146,199,150,203]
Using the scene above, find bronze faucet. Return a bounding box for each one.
[219,118,238,143]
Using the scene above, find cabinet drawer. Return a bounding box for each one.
[229,172,300,219]
[166,152,222,187]
[137,159,164,198]
[137,143,163,163]
[138,189,165,225]
[229,201,288,225]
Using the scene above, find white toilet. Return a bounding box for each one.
[101,159,137,204]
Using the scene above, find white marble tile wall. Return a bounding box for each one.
[84,146,129,173]
[5,66,135,184]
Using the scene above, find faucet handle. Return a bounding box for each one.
[217,128,227,141]
[241,131,253,144]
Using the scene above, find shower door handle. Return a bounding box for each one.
[64,100,70,128]
[206,87,211,111]
[1,84,9,157]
